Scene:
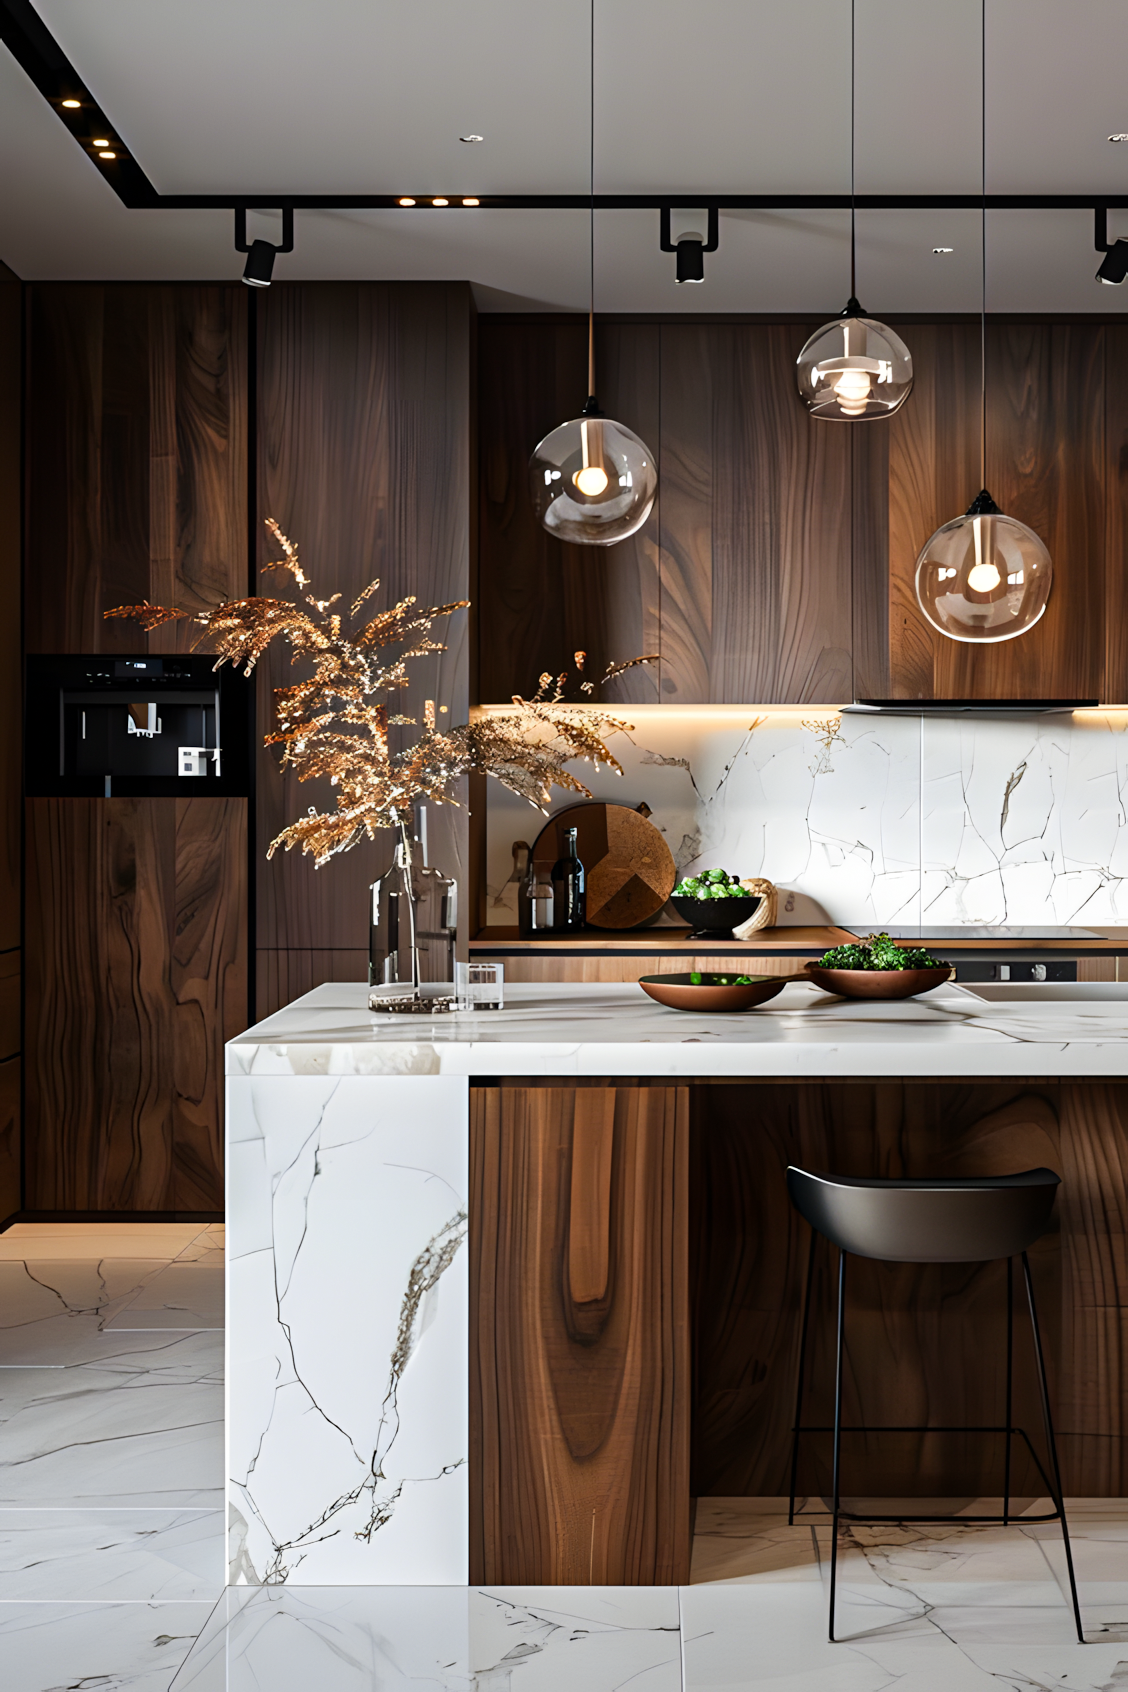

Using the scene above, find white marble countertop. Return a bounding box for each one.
[226,980,1128,1078]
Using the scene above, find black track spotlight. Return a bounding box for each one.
[660,206,719,285]
[242,239,276,287]
[1098,240,1128,285]
[675,238,705,285]
[1094,207,1128,285]
[234,207,294,289]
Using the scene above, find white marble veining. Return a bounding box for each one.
[171,1585,683,1692]
[0,1599,217,1692]
[227,1075,468,1584]
[484,704,1128,929]
[0,1356,223,1507]
[0,1508,224,1600]
[228,980,1128,1079]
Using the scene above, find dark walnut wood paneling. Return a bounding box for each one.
[0,262,18,1221]
[479,315,1121,706]
[885,322,1106,701]
[691,1080,1128,1501]
[470,1084,690,1584]
[24,284,247,654]
[24,798,246,1211]
[476,318,660,707]
[256,282,472,994]
[659,322,853,703]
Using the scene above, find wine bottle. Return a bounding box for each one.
[551,826,586,933]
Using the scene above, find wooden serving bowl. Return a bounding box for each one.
[639,973,788,1012]
[805,963,954,1000]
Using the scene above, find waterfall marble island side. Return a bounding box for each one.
[226,981,1128,1586]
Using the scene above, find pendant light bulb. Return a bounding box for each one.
[573,417,609,495]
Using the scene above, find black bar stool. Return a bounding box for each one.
[786,1164,1083,1644]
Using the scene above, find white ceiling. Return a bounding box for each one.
[1,0,1128,311]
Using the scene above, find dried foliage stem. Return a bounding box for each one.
[106,520,655,866]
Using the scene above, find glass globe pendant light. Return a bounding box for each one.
[913,0,1052,644]
[528,0,657,545]
[796,0,913,422]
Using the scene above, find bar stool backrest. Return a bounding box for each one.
[786,1166,1060,1262]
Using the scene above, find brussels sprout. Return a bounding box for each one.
[704,867,728,883]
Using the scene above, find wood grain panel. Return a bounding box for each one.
[888,323,1106,700]
[24,798,246,1211]
[476,317,660,706]
[691,1080,1128,1500]
[470,1083,690,1583]
[0,265,19,953]
[0,1055,17,1224]
[24,284,247,654]
[1104,325,1128,703]
[0,950,18,1063]
[256,283,472,978]
[256,948,369,1018]
[660,322,854,703]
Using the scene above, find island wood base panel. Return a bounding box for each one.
[469,1079,1128,1584]
[469,1084,691,1585]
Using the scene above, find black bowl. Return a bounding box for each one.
[670,893,762,940]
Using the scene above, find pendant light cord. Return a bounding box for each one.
[980,0,987,489]
[588,0,596,399]
[850,0,856,301]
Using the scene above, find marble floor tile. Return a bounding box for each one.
[0,1223,212,1262]
[684,1500,1128,1692]
[0,1508,224,1599]
[0,1598,216,1692]
[170,1585,682,1692]
[105,1262,225,1329]
[0,1362,223,1506]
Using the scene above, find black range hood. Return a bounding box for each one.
[845,699,1099,718]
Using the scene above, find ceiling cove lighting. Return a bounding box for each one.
[234,206,294,289]
[913,0,1051,645]
[659,206,719,285]
[796,0,912,421]
[1095,208,1128,283]
[528,0,657,545]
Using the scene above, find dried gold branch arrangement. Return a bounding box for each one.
[106,521,656,866]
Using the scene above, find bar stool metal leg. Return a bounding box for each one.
[828,1249,847,1643]
[788,1228,818,1526]
[1021,1252,1084,1644]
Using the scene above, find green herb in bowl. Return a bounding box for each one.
[816,932,946,971]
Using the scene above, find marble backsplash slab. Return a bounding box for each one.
[482,706,1128,929]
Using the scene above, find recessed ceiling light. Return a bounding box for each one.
[61,98,81,109]
[1110,134,1128,142]
[462,197,479,206]
[460,134,484,143]
[398,197,416,205]
[98,150,116,159]
[93,137,110,146]
[933,246,954,253]
[432,197,449,206]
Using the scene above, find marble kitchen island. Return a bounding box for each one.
[226,980,1128,1588]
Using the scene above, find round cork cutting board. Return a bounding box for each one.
[531,802,676,929]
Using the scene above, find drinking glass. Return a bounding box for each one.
[455,960,504,1011]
